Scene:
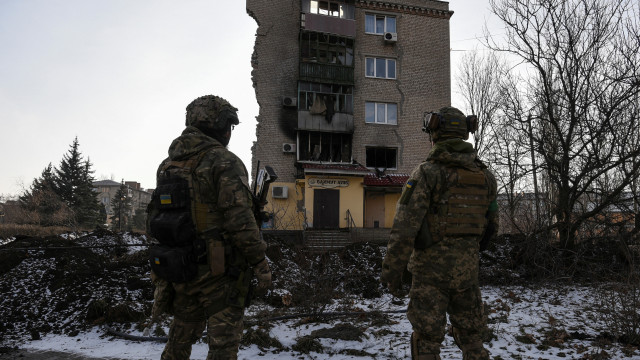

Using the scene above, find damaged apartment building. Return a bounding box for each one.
[247,0,453,231]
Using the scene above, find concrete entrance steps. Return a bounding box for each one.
[351,228,391,244]
[303,228,391,252]
[304,229,352,252]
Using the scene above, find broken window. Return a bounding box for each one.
[300,31,354,66]
[366,147,397,169]
[306,0,355,19]
[299,81,353,114]
[298,131,352,163]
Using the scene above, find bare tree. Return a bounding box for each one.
[456,50,508,158]
[456,51,538,234]
[486,0,640,249]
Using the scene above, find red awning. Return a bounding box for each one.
[302,163,370,175]
[364,173,409,187]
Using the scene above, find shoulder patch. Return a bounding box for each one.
[399,179,417,205]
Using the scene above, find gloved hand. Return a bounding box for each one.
[145,271,175,337]
[253,258,272,291]
[381,264,407,298]
[151,271,175,317]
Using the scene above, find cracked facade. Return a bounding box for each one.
[247,0,453,230]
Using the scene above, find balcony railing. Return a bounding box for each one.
[299,62,354,85]
[298,111,354,133]
[301,12,356,37]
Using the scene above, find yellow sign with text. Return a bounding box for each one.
[308,177,349,188]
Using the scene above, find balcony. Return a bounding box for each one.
[298,111,354,133]
[302,13,356,37]
[299,62,354,85]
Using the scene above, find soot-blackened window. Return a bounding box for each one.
[299,131,352,163]
[366,147,397,169]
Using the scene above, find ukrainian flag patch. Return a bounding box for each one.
[154,257,161,265]
[160,194,172,205]
[399,180,417,205]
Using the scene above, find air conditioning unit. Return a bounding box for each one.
[384,32,397,42]
[272,185,289,199]
[282,143,297,153]
[282,96,297,107]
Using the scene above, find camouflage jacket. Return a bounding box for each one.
[157,126,266,267]
[382,139,498,290]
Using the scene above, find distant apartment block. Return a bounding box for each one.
[93,180,152,219]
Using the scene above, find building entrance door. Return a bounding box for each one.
[313,189,339,228]
[365,191,385,228]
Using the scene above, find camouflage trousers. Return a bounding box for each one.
[407,283,489,360]
[161,269,245,360]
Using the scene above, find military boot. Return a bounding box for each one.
[452,328,489,360]
[411,332,441,360]
[462,348,490,360]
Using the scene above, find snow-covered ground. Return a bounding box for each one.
[2,231,638,359]
[18,286,638,359]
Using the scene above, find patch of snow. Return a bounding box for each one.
[0,237,16,246]
[16,285,640,359]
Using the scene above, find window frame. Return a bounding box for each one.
[300,31,355,66]
[365,146,398,170]
[365,101,398,125]
[365,57,396,79]
[298,130,353,163]
[308,0,355,19]
[364,13,397,34]
[299,81,354,114]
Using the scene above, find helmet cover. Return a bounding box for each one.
[431,106,469,141]
[185,95,239,133]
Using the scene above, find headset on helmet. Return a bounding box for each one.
[422,106,478,141]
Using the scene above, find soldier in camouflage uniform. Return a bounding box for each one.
[381,107,498,360]
[151,95,271,360]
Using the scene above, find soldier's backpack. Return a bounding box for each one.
[147,153,208,283]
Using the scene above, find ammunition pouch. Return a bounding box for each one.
[148,177,195,247]
[149,210,195,247]
[149,244,198,283]
[207,235,226,276]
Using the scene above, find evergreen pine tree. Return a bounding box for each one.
[22,163,57,196]
[131,208,147,232]
[110,182,132,232]
[76,157,101,226]
[19,163,73,226]
[54,137,101,228]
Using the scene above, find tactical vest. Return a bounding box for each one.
[148,149,225,282]
[415,166,492,249]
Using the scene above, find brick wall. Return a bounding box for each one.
[354,2,451,173]
[247,0,302,183]
[247,0,452,181]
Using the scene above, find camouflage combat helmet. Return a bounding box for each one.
[185,95,239,133]
[423,106,477,141]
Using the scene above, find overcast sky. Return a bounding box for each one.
[0,0,501,197]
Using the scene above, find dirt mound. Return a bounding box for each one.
[263,239,386,308]
[0,231,154,343]
[0,231,389,345]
